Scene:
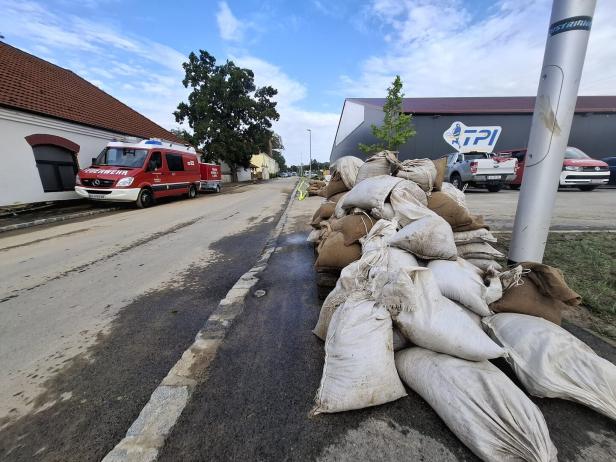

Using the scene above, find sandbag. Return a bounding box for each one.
[428,258,492,316]
[331,156,364,189]
[339,175,402,212]
[457,242,504,259]
[390,268,505,361]
[392,327,410,351]
[395,158,437,192]
[389,179,433,227]
[371,203,395,220]
[307,228,322,243]
[314,231,361,270]
[484,313,616,421]
[490,277,565,325]
[310,201,336,227]
[325,172,348,198]
[384,247,421,274]
[395,348,558,462]
[427,191,473,228]
[466,258,502,272]
[355,150,397,183]
[453,228,497,245]
[332,214,376,246]
[522,262,581,306]
[313,299,407,414]
[432,157,447,191]
[453,214,489,232]
[328,191,347,204]
[389,215,457,261]
[440,181,467,206]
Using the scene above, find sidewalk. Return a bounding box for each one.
[156,195,616,461]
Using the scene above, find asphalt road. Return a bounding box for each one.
[0,178,295,461]
[158,195,616,462]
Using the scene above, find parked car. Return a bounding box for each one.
[601,156,616,185]
[498,146,610,191]
[279,171,290,178]
[199,163,222,193]
[444,151,517,192]
[75,138,201,208]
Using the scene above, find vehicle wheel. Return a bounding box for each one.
[509,184,520,190]
[450,173,464,190]
[216,184,221,193]
[187,184,197,199]
[578,185,597,191]
[136,188,154,208]
[487,184,502,193]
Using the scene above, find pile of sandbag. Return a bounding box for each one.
[307,179,327,196]
[306,151,613,462]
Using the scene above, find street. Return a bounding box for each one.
[0,179,295,461]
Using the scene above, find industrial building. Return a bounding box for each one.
[331,96,616,162]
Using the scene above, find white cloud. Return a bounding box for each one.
[216,1,244,42]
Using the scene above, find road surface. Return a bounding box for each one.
[0,179,295,461]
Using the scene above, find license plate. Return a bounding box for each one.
[591,179,604,184]
[487,175,501,180]
[89,194,107,199]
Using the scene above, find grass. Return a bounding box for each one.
[493,232,616,340]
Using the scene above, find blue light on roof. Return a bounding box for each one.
[144,140,163,145]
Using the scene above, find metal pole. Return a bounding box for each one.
[509,0,596,264]
[307,129,312,177]
[299,151,303,177]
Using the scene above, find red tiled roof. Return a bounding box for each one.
[349,96,616,114]
[0,42,180,141]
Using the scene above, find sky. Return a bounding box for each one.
[1,0,615,166]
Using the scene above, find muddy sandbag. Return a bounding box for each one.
[521,262,581,306]
[427,191,473,229]
[395,159,437,192]
[454,228,497,245]
[331,156,364,189]
[466,258,502,272]
[389,215,457,261]
[457,242,504,260]
[325,172,348,198]
[440,181,467,206]
[389,179,433,227]
[331,214,376,246]
[432,157,448,191]
[355,150,398,183]
[328,191,347,204]
[388,268,505,361]
[340,175,402,212]
[484,313,616,421]
[313,299,407,414]
[428,258,492,317]
[315,231,362,270]
[454,214,489,232]
[395,348,558,462]
[310,201,337,227]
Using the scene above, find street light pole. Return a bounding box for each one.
[307,128,312,177]
[509,0,596,264]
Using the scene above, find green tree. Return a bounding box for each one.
[169,128,195,147]
[359,75,415,154]
[270,133,286,171]
[174,50,279,180]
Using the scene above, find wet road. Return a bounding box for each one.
[0,178,295,461]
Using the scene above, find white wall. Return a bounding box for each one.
[0,108,130,207]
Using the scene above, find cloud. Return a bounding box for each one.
[216,1,244,42]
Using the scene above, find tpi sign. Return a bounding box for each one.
[443,121,502,153]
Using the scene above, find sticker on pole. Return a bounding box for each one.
[443,121,501,153]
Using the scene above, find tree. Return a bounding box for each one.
[359,75,415,154]
[269,133,286,171]
[169,128,195,147]
[174,50,280,180]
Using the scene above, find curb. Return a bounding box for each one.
[0,207,119,233]
[102,184,298,462]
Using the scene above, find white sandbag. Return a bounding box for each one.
[371,203,395,220]
[428,258,492,316]
[313,299,407,414]
[457,242,504,259]
[395,158,437,192]
[395,348,558,462]
[388,215,457,261]
[331,156,364,189]
[466,258,503,272]
[389,179,434,227]
[453,228,497,245]
[307,229,322,243]
[440,181,467,207]
[384,247,421,273]
[340,175,403,212]
[483,313,616,421]
[484,272,503,305]
[390,268,505,361]
[355,150,397,183]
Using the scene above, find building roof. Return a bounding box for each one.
[0,42,180,141]
[348,96,616,114]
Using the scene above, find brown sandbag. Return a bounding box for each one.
[427,192,473,228]
[328,191,347,204]
[311,202,336,227]
[432,157,447,191]
[489,277,566,325]
[315,231,362,269]
[331,214,376,246]
[453,214,490,232]
[522,262,581,306]
[325,173,348,198]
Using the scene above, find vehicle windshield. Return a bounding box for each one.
[564,147,590,160]
[464,152,487,160]
[95,147,148,167]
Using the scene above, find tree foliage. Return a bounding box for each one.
[174,50,279,177]
[359,75,415,154]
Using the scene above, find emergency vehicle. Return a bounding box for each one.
[199,163,222,193]
[75,139,203,208]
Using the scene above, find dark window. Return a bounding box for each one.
[32,145,78,192]
[166,153,184,171]
[148,152,162,171]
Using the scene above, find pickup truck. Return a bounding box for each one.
[444,152,517,192]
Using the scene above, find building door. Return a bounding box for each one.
[32,145,79,192]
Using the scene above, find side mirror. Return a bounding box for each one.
[91,157,97,165]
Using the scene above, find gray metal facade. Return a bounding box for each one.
[331,103,616,162]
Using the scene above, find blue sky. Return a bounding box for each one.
[1,0,615,165]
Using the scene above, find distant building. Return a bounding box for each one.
[251,153,279,180]
[331,96,616,163]
[220,161,255,183]
[0,42,180,207]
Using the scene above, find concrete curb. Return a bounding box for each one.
[102,184,298,462]
[0,207,119,233]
